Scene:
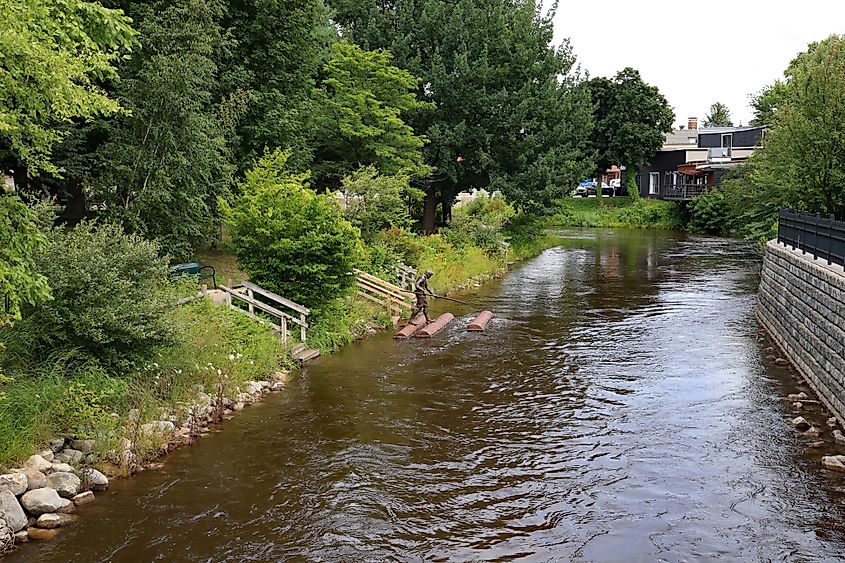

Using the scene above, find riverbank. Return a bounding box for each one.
[548,196,685,230]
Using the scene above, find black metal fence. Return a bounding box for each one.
[778,209,845,268]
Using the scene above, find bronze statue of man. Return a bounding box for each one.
[410,270,435,323]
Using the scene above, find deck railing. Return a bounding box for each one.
[220,281,310,344]
[778,209,845,268]
[663,183,712,200]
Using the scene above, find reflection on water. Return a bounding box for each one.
[11,229,845,562]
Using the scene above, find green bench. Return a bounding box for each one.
[169,262,217,289]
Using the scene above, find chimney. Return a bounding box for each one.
[688,117,698,130]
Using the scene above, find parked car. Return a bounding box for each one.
[585,182,613,197]
[572,185,588,197]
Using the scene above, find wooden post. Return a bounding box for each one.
[300,313,307,343]
[247,288,254,315]
[281,316,288,345]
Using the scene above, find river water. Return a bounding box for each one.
[10,229,845,562]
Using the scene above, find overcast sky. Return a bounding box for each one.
[550,0,842,127]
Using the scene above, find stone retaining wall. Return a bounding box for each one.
[757,240,845,422]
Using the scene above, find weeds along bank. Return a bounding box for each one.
[548,196,685,230]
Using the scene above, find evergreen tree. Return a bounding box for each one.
[703,102,734,127]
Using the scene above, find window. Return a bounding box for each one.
[721,133,733,156]
[649,172,659,195]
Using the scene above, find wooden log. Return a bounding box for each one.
[415,313,454,338]
[393,314,427,339]
[467,311,493,332]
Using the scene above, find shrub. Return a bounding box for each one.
[222,149,364,310]
[340,166,420,241]
[9,222,175,364]
[687,189,732,235]
[445,194,515,255]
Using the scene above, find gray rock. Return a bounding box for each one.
[72,491,95,506]
[14,530,28,543]
[81,468,108,491]
[809,440,826,448]
[834,430,845,445]
[823,455,845,472]
[37,450,54,462]
[23,469,46,491]
[68,440,94,454]
[0,490,27,532]
[46,472,80,498]
[54,449,84,464]
[828,417,839,428]
[35,513,62,529]
[787,392,809,401]
[775,357,790,366]
[804,426,821,438]
[0,521,11,549]
[23,455,52,473]
[48,438,65,453]
[791,416,811,431]
[49,463,74,474]
[141,420,175,436]
[0,473,28,496]
[20,488,64,515]
[56,498,75,514]
[232,402,245,411]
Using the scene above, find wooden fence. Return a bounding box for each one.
[354,269,414,317]
[220,280,310,344]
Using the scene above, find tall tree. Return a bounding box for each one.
[741,35,845,219]
[750,82,787,127]
[703,102,734,127]
[329,0,593,230]
[93,0,232,259]
[312,41,432,187]
[588,68,675,180]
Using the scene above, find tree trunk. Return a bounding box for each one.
[423,186,438,234]
[441,190,452,226]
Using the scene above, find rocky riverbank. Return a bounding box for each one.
[0,370,289,556]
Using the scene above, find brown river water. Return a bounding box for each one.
[10,229,845,562]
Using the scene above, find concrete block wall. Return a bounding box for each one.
[757,240,845,422]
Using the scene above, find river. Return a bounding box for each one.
[10,229,845,562]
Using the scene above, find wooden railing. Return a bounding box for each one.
[354,269,414,317]
[397,264,417,291]
[664,183,712,200]
[220,281,310,344]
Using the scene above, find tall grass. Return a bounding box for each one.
[548,197,685,230]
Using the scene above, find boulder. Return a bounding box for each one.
[56,498,75,514]
[141,421,175,436]
[20,488,64,515]
[72,491,95,506]
[81,468,108,491]
[68,440,94,454]
[232,402,245,412]
[54,449,84,464]
[38,450,55,463]
[35,513,62,529]
[48,438,65,453]
[0,490,27,532]
[0,473,28,496]
[23,455,52,474]
[775,357,790,366]
[0,522,11,550]
[822,455,845,472]
[27,527,60,541]
[787,392,808,401]
[14,530,28,543]
[828,417,839,428]
[49,463,74,474]
[804,426,821,438]
[46,472,80,498]
[24,470,46,491]
[791,416,811,431]
[834,430,845,445]
[809,440,826,449]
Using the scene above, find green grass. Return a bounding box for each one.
[548,196,685,230]
[196,247,248,287]
[0,299,292,468]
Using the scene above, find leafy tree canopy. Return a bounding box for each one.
[313,41,432,186]
[588,68,675,175]
[703,102,734,127]
[340,166,418,240]
[0,0,136,174]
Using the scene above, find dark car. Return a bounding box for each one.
[585,182,615,197]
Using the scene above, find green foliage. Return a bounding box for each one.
[687,190,732,235]
[549,197,684,230]
[94,0,232,260]
[703,102,734,127]
[444,195,515,255]
[588,68,674,175]
[750,81,788,127]
[0,195,51,327]
[307,295,391,353]
[9,222,175,364]
[0,0,136,173]
[314,41,432,185]
[729,35,845,230]
[222,149,364,310]
[340,166,419,240]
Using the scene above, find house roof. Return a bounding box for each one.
[698,126,765,135]
[664,128,699,146]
